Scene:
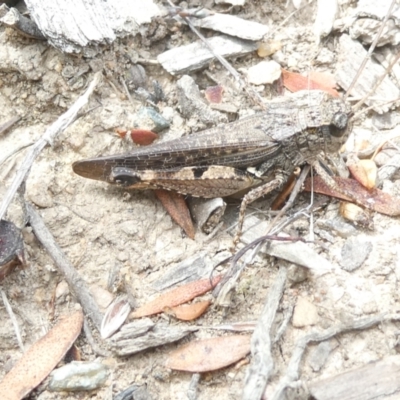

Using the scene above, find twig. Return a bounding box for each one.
[26,203,103,332]
[83,318,110,357]
[0,72,101,221]
[270,313,400,400]
[242,266,287,400]
[273,301,294,344]
[0,116,21,135]
[1,289,24,351]
[344,0,397,102]
[0,4,46,40]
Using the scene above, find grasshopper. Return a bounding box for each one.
[73,90,351,245]
[72,0,398,247]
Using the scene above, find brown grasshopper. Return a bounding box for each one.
[73,90,351,245]
[72,1,399,247]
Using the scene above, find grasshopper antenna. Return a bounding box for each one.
[344,0,397,107]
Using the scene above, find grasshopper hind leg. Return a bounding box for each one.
[110,165,262,198]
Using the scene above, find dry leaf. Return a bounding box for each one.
[348,159,377,190]
[165,335,251,372]
[166,300,211,321]
[0,310,83,400]
[131,276,221,318]
[129,129,159,146]
[304,176,400,216]
[154,189,195,239]
[281,69,339,97]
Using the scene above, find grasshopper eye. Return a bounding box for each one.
[333,112,348,130]
[330,112,349,137]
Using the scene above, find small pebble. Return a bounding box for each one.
[308,340,338,372]
[48,361,109,392]
[340,238,372,271]
[292,297,319,327]
[133,107,170,133]
[246,60,281,85]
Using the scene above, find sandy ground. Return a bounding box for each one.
[1,1,400,399]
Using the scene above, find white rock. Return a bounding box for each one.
[246,60,281,85]
[292,297,319,327]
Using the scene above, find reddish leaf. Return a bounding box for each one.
[154,189,195,239]
[129,129,158,145]
[0,310,83,400]
[165,335,251,372]
[131,276,221,318]
[114,128,158,145]
[165,300,211,321]
[281,69,339,97]
[304,176,400,216]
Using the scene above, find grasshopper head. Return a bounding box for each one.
[320,94,353,154]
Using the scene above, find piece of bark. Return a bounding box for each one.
[24,0,161,52]
[309,355,400,400]
[336,34,400,113]
[0,4,45,39]
[109,320,197,356]
[182,13,268,41]
[157,35,258,75]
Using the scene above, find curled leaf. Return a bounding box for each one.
[304,176,400,216]
[0,310,83,400]
[101,297,131,339]
[165,335,251,372]
[131,276,221,319]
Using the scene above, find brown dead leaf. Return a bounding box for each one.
[129,129,159,146]
[281,69,339,97]
[165,335,251,372]
[0,310,83,400]
[154,189,195,239]
[304,176,400,216]
[131,276,221,319]
[166,300,211,321]
[115,128,158,145]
